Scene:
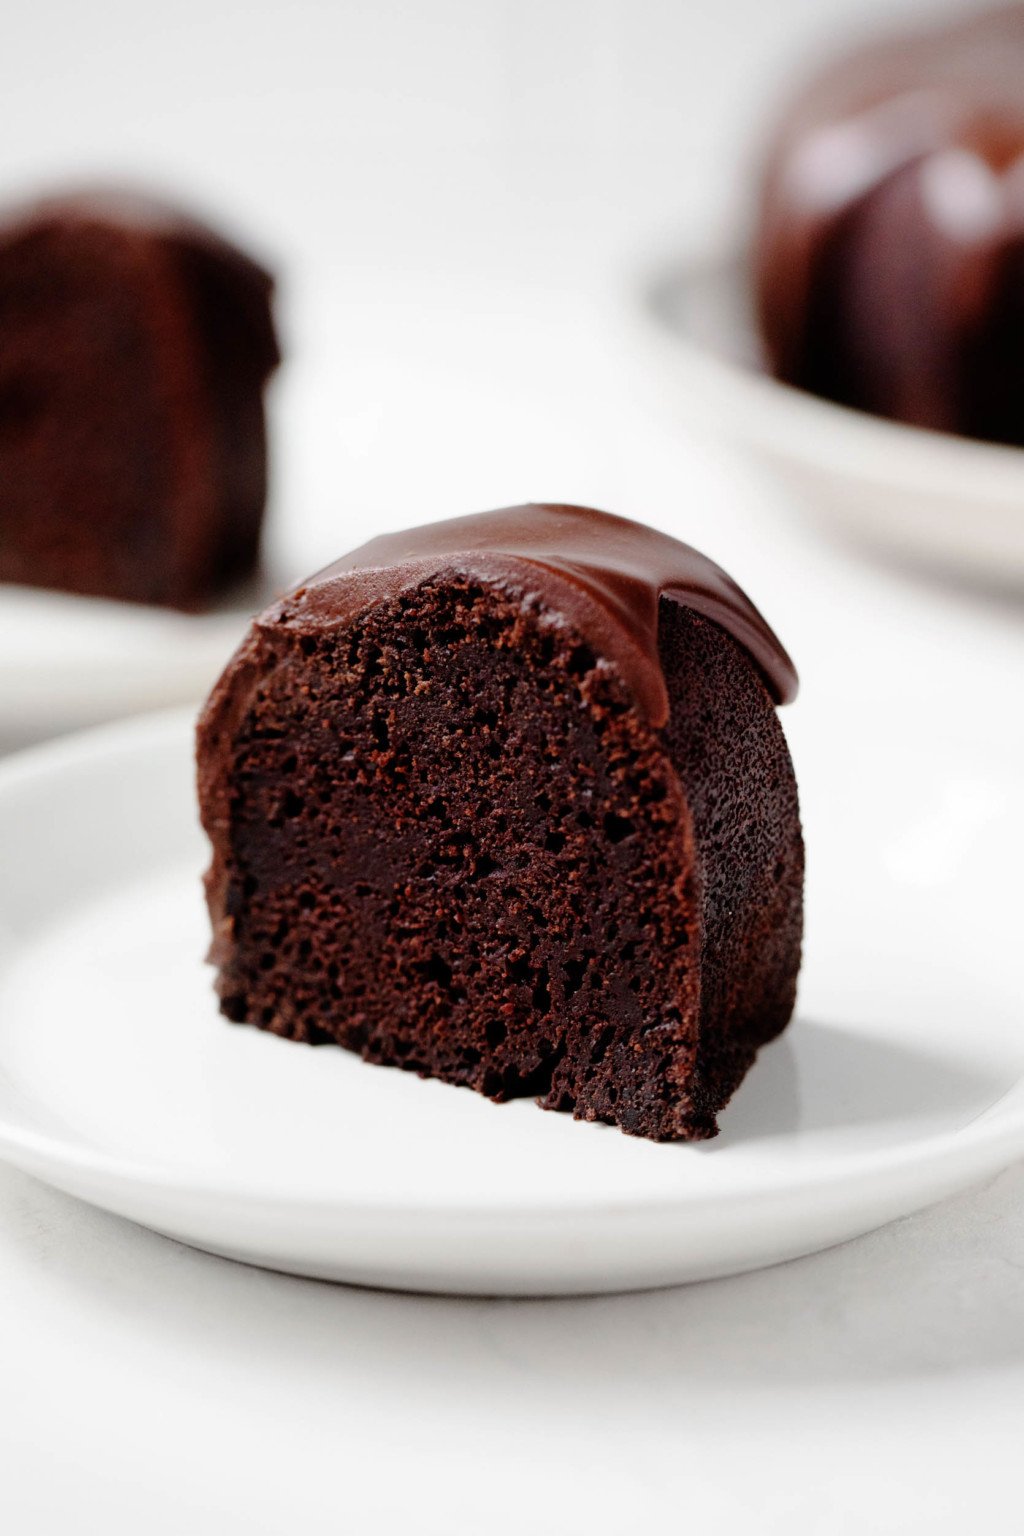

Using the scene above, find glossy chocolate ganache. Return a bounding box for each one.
[198,503,802,1141]
[754,4,1024,443]
[275,502,798,722]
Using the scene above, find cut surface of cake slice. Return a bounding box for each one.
[197,504,802,1140]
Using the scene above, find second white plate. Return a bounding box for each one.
[633,250,1024,587]
[0,707,1020,1294]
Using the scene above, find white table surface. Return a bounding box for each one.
[2,2,1023,1530]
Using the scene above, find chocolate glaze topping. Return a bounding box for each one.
[755,4,1024,435]
[268,503,797,724]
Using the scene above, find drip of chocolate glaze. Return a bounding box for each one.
[266,503,798,726]
[755,3,1024,432]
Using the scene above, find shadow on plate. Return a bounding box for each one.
[714,1017,1008,1148]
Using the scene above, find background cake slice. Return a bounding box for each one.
[0,191,279,608]
[197,503,802,1141]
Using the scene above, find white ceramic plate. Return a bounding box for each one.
[633,251,1024,587]
[0,707,1020,1295]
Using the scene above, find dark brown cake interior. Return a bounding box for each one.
[201,559,801,1140]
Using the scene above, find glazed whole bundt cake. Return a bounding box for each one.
[197,504,803,1141]
[0,191,279,608]
[754,4,1024,444]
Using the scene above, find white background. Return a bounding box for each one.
[2,1,1023,1532]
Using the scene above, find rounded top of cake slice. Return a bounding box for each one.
[0,185,274,272]
[258,503,798,724]
[770,4,1024,143]
[0,186,280,373]
[761,4,1024,216]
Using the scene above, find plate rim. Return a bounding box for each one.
[632,245,1024,501]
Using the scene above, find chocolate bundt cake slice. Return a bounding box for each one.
[0,191,279,608]
[197,504,802,1141]
[754,4,1024,443]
